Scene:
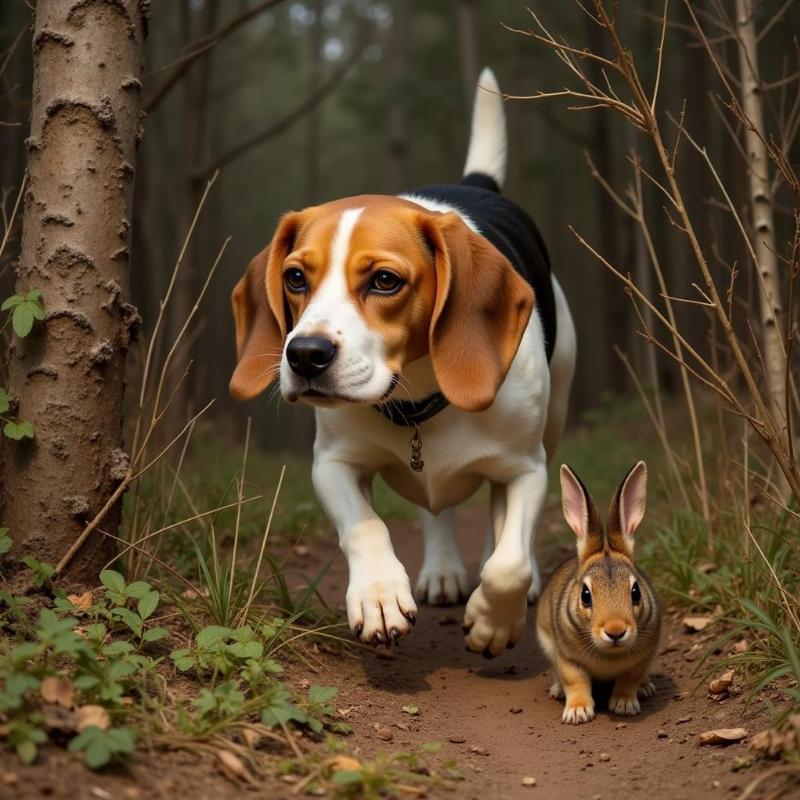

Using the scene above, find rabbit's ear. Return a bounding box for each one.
[560,465,603,562]
[607,461,647,557]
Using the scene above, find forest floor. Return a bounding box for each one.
[2,504,790,800]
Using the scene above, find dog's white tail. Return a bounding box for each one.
[463,67,507,188]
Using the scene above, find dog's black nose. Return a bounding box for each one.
[286,336,337,379]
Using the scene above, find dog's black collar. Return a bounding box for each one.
[374,391,450,427]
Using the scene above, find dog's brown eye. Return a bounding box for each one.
[370,269,404,295]
[284,267,307,294]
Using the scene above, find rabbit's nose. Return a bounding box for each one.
[603,621,628,641]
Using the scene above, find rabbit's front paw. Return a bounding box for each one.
[637,676,656,699]
[609,693,641,716]
[562,701,595,724]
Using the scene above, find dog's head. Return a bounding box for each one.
[230,195,534,412]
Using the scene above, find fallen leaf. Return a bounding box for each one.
[732,639,748,654]
[75,705,110,732]
[0,724,10,739]
[330,755,362,772]
[698,728,747,746]
[708,670,735,695]
[67,591,93,611]
[41,676,75,709]
[401,705,419,716]
[1,772,18,785]
[683,616,712,633]
[216,749,250,782]
[521,776,537,787]
[696,562,716,574]
[749,729,785,758]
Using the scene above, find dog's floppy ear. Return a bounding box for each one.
[230,212,299,400]
[424,212,534,411]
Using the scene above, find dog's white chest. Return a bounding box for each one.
[313,324,550,514]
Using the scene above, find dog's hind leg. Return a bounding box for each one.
[415,507,469,605]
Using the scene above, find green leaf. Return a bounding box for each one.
[170,648,194,671]
[100,570,125,594]
[195,625,233,648]
[137,591,159,621]
[143,626,168,643]
[0,389,9,414]
[12,303,34,337]
[1,295,21,311]
[4,420,34,440]
[124,581,151,599]
[332,771,363,786]
[0,531,12,555]
[308,685,338,705]
[227,640,263,660]
[16,739,37,765]
[103,640,135,657]
[264,659,284,675]
[111,607,142,636]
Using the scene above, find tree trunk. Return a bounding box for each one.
[585,14,626,393]
[305,0,323,205]
[4,0,147,581]
[735,0,786,431]
[388,0,408,193]
[456,0,479,103]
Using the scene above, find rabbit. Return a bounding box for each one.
[536,461,661,724]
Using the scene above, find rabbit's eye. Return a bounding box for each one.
[631,581,642,605]
[580,584,592,608]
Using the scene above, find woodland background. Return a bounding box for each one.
[5,0,798,452]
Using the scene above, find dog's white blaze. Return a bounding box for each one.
[295,207,364,329]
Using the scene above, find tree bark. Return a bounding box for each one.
[4,0,147,581]
[456,0,478,103]
[305,0,323,205]
[735,0,786,432]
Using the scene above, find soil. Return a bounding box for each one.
[1,508,792,800]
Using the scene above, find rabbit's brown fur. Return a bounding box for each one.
[537,462,661,724]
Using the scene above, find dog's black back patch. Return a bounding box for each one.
[408,175,557,362]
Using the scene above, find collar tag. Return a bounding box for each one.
[409,425,424,472]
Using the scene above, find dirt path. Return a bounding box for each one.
[294,508,774,800]
[1,509,781,800]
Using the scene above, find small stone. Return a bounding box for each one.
[469,745,489,756]
[521,776,537,787]
[373,723,393,742]
[1,773,18,786]
[615,722,627,730]
[677,716,692,724]
[510,706,523,714]
[448,734,466,744]
[598,753,611,762]
[657,730,669,739]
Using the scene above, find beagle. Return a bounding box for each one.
[230,68,577,657]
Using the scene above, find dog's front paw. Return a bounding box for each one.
[415,564,469,606]
[609,693,641,716]
[346,570,417,647]
[462,582,527,657]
